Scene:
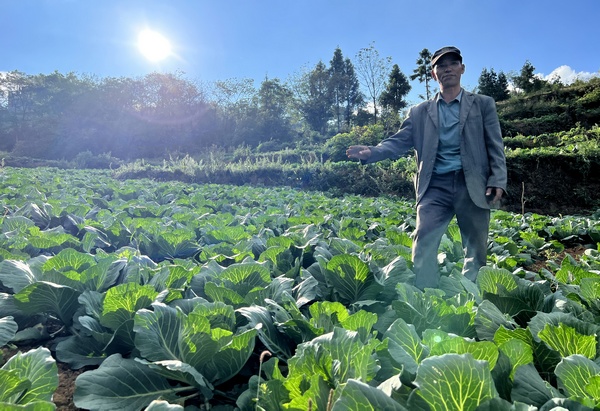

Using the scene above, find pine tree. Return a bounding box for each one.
[329,48,347,132]
[410,48,433,100]
[380,64,411,113]
[513,61,547,94]
[478,68,509,101]
[342,58,364,130]
[298,60,334,136]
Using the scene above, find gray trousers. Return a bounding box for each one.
[412,169,490,289]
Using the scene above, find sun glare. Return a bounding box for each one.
[137,29,172,62]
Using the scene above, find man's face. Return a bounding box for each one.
[432,54,465,88]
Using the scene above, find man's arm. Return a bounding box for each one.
[347,107,417,163]
[346,145,371,161]
[482,96,507,194]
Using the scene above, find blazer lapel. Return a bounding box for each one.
[459,90,474,135]
[427,96,438,129]
[424,98,439,156]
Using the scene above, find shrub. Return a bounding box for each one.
[324,124,387,162]
[74,151,121,169]
[256,139,293,153]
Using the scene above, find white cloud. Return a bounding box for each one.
[538,65,600,85]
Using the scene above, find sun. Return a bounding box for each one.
[137,29,172,62]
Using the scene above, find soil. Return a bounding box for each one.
[527,245,589,273]
[53,362,84,410]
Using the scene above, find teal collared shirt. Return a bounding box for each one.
[434,89,463,174]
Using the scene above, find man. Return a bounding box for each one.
[347,46,507,290]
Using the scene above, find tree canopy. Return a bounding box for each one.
[1,46,597,162]
[477,68,510,102]
[409,48,433,100]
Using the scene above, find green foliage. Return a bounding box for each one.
[253,78,297,146]
[74,354,193,411]
[413,353,498,410]
[73,150,121,169]
[410,48,434,100]
[498,77,600,136]
[0,317,18,347]
[134,302,257,385]
[329,47,364,133]
[512,61,549,94]
[0,347,58,409]
[478,68,509,102]
[503,125,600,213]
[324,124,387,162]
[296,60,334,136]
[554,355,600,407]
[0,168,599,409]
[380,64,411,113]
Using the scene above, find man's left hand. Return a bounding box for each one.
[486,187,504,203]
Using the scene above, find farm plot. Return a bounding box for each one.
[1,167,600,410]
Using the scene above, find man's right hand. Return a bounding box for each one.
[346,145,372,160]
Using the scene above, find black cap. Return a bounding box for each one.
[431,46,462,67]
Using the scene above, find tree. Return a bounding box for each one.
[513,60,547,94]
[410,48,434,100]
[86,76,143,155]
[210,78,257,146]
[0,71,30,152]
[211,77,255,108]
[380,64,411,113]
[122,71,210,157]
[253,77,295,146]
[380,64,411,133]
[477,68,510,102]
[341,58,364,130]
[3,71,96,158]
[292,61,333,136]
[355,42,392,123]
[326,48,364,133]
[329,47,348,132]
[495,72,510,101]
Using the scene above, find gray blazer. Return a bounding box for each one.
[367,90,507,209]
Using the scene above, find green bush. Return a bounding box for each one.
[503,133,560,150]
[502,113,572,137]
[497,78,600,136]
[324,124,387,162]
[74,151,122,169]
[256,139,293,153]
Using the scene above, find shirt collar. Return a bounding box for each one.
[436,88,463,104]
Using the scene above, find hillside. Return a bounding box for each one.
[2,77,600,216]
[497,77,600,137]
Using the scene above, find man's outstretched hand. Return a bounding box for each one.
[346,145,372,161]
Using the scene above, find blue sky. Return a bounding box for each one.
[2,0,599,104]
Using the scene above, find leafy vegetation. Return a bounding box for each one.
[1,167,600,410]
[1,47,598,219]
[1,38,599,411]
[99,124,599,215]
[498,77,600,137]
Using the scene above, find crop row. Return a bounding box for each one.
[1,167,600,410]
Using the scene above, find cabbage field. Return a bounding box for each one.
[1,166,600,410]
